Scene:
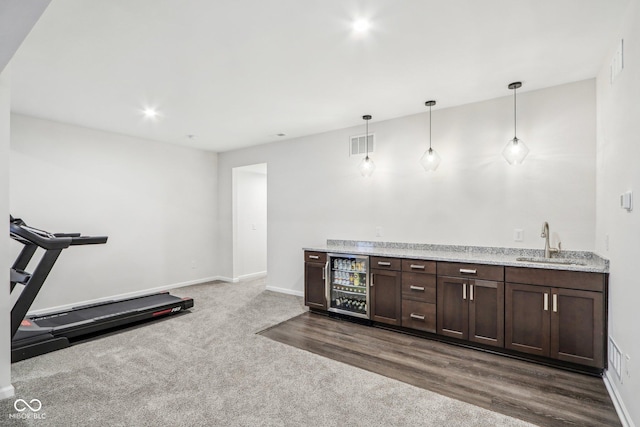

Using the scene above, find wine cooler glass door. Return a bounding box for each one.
[327,254,369,319]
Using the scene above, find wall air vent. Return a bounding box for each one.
[349,134,375,156]
[609,337,622,380]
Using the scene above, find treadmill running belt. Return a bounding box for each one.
[31,294,182,328]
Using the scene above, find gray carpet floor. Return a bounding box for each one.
[1,278,534,426]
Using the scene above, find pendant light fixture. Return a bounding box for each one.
[502,81,529,165]
[358,115,375,177]
[419,100,441,172]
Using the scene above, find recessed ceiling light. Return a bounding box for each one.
[276,133,286,137]
[352,18,371,33]
[142,107,159,119]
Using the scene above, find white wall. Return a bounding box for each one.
[10,114,218,311]
[233,164,267,280]
[217,80,597,295]
[0,67,15,398]
[1,0,50,400]
[596,0,640,425]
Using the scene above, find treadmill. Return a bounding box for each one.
[10,216,194,362]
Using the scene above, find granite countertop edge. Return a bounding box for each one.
[302,240,609,273]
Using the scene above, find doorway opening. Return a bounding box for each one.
[232,163,267,282]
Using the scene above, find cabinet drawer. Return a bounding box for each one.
[402,300,436,333]
[505,267,604,292]
[401,272,436,303]
[371,256,401,271]
[402,259,436,274]
[437,262,504,281]
[304,251,327,263]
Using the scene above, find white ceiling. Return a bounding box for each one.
[0,0,50,72]
[9,0,629,152]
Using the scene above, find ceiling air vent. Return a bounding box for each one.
[349,134,375,156]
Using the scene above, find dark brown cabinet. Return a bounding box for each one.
[370,257,402,325]
[401,259,437,333]
[505,267,606,368]
[469,280,505,347]
[551,287,604,367]
[505,283,549,356]
[304,251,327,310]
[302,249,607,371]
[437,263,504,348]
[437,276,468,339]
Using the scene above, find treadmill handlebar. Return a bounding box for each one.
[70,235,108,245]
[53,232,108,245]
[10,222,72,250]
[10,217,108,250]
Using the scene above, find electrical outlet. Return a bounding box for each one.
[620,191,633,211]
[191,260,197,270]
[605,234,610,251]
[514,229,524,242]
[375,226,383,237]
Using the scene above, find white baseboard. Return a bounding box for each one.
[215,271,267,283]
[215,276,238,283]
[604,370,635,427]
[0,384,15,400]
[27,276,219,316]
[238,271,267,281]
[265,285,303,297]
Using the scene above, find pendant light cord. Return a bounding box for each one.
[429,103,432,150]
[513,86,517,139]
[365,118,369,158]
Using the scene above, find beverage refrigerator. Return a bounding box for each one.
[326,253,369,319]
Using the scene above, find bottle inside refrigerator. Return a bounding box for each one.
[326,253,369,319]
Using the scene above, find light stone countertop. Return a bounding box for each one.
[303,240,609,273]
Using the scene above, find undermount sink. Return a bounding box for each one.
[515,256,587,266]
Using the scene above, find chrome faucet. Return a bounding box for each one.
[541,221,561,258]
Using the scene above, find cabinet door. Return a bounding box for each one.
[550,288,604,368]
[469,280,504,348]
[370,269,401,325]
[304,261,327,310]
[437,276,469,340]
[505,283,550,357]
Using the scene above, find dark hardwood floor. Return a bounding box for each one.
[259,312,620,427]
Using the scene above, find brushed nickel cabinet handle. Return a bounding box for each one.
[553,294,558,313]
[371,275,374,287]
[410,264,425,269]
[463,283,467,300]
[378,261,391,266]
[460,268,477,274]
[308,255,319,259]
[544,293,549,311]
[410,313,425,320]
[322,261,328,280]
[409,285,425,291]
[470,285,474,301]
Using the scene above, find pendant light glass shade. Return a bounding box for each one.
[420,147,441,171]
[358,115,375,177]
[420,100,440,172]
[503,82,529,165]
[358,156,376,177]
[502,137,529,165]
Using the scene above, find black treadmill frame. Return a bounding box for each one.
[9,216,194,362]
